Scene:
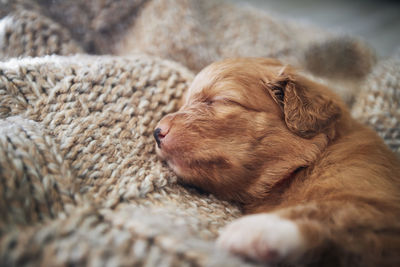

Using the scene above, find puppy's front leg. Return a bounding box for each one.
[217,202,400,266]
[216,213,307,264]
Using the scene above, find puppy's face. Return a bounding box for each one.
[154,58,341,203]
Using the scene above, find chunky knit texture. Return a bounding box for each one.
[352,51,400,155]
[0,9,83,59]
[0,55,249,266]
[0,0,399,266]
[1,0,376,103]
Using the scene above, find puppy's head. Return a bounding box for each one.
[154,58,342,203]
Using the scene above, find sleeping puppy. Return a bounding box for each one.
[153,58,400,266]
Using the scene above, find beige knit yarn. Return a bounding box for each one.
[352,49,400,156]
[0,55,250,266]
[1,0,376,103]
[0,10,83,60]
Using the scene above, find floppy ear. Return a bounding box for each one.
[265,74,341,139]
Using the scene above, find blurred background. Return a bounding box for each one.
[231,0,400,58]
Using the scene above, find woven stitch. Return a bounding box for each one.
[352,51,400,155]
[0,55,248,266]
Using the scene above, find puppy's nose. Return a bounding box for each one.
[153,127,167,148]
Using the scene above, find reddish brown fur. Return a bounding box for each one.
[155,58,400,266]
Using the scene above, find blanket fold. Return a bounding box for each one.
[0,55,247,266]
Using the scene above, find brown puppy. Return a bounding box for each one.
[154,58,400,266]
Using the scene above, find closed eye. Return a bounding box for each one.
[212,97,261,112]
[203,97,230,106]
[205,99,214,105]
[214,97,246,108]
[202,97,257,111]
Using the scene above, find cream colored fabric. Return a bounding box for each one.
[0,55,247,266]
[352,50,400,156]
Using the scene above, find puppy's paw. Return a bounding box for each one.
[216,214,306,263]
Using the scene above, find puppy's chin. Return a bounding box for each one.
[155,146,190,178]
[155,144,166,160]
[165,158,188,178]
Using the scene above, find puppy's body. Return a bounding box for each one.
[154,58,400,266]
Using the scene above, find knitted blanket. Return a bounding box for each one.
[1,0,376,103]
[352,50,400,155]
[0,0,399,266]
[0,55,250,266]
